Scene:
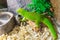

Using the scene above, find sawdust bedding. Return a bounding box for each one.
[0,20,53,40]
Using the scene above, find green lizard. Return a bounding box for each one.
[17,8,57,40]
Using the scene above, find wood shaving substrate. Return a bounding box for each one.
[0,21,53,40]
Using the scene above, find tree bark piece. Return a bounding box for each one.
[50,0,60,25]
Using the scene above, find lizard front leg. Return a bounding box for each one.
[21,17,27,26]
[22,17,27,21]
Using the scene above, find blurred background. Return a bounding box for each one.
[0,0,7,8]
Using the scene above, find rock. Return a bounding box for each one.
[7,0,31,16]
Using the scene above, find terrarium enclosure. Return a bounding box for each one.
[0,0,60,40]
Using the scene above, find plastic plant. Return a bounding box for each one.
[17,8,57,40]
[27,0,54,17]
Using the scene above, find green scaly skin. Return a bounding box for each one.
[17,8,58,40]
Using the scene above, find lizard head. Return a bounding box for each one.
[16,8,26,16]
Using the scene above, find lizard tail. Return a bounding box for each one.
[42,17,58,40]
